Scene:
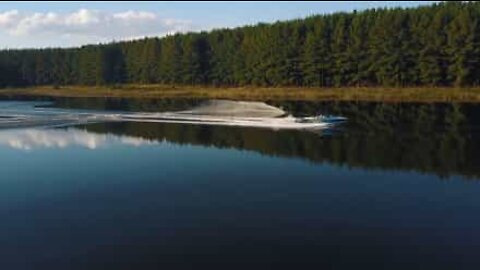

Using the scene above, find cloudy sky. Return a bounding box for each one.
[0,1,436,49]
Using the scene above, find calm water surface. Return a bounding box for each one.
[1,98,480,269]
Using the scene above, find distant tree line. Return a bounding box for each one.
[0,1,479,88]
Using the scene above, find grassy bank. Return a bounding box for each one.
[1,85,480,103]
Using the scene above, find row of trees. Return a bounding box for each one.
[1,1,480,88]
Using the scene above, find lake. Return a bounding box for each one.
[1,97,480,269]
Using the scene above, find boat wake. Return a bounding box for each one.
[0,100,346,130]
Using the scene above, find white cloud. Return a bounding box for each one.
[65,9,102,26]
[0,9,192,47]
[0,9,20,27]
[113,10,156,21]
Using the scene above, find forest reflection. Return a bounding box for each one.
[76,99,480,179]
[7,96,477,179]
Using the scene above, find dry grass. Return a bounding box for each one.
[1,84,480,103]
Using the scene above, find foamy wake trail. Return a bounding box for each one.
[0,100,346,130]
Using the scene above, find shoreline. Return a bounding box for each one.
[1,85,480,103]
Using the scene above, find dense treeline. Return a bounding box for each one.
[1,1,480,88]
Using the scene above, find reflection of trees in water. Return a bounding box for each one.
[4,96,478,170]
[0,96,204,112]
[50,97,204,112]
[277,101,480,179]
[23,96,476,178]
[78,101,480,179]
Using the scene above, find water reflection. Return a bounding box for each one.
[1,98,479,179]
[0,100,341,130]
[0,128,157,150]
[1,98,480,269]
[78,116,480,179]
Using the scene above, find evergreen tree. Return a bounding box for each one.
[302,17,332,86]
[331,14,351,87]
[447,8,480,86]
[140,38,161,83]
[159,35,183,83]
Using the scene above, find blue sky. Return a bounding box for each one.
[0,1,437,48]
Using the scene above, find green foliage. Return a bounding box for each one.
[0,1,480,87]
